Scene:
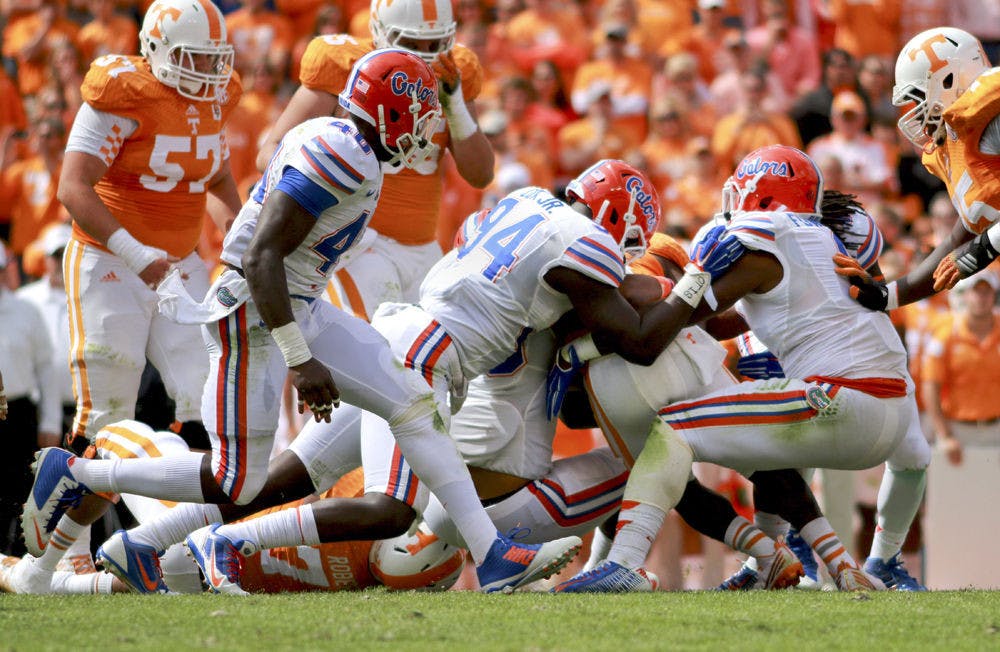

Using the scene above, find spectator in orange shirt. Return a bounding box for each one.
[687,0,742,84]
[76,0,140,63]
[1,3,80,98]
[923,271,1000,465]
[710,66,801,170]
[665,135,728,237]
[636,98,691,192]
[657,52,718,138]
[288,3,345,83]
[829,0,901,59]
[0,118,66,267]
[529,59,576,130]
[571,22,654,147]
[857,55,895,122]
[745,0,821,101]
[226,0,296,76]
[46,36,86,122]
[505,0,590,83]
[557,83,631,179]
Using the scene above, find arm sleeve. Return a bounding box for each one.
[64,103,138,165]
[557,234,626,287]
[274,167,339,218]
[980,114,1000,156]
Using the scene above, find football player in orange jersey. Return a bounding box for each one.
[255,0,494,322]
[840,27,1000,305]
[19,0,242,573]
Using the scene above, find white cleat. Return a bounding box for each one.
[186,524,257,596]
[0,554,53,594]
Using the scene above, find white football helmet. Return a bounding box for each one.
[370,0,456,63]
[369,523,465,591]
[140,0,235,101]
[893,27,990,149]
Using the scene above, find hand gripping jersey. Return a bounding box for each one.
[74,55,242,258]
[923,67,1000,235]
[725,211,910,385]
[418,186,626,379]
[221,117,382,299]
[299,35,484,245]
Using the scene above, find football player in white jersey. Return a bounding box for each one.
[23,50,581,596]
[555,145,917,592]
[164,159,745,593]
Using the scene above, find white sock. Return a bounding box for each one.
[871,467,925,561]
[160,543,204,594]
[38,516,86,572]
[799,517,858,575]
[724,517,775,559]
[217,504,321,549]
[391,414,497,564]
[129,503,223,550]
[50,571,113,594]
[754,511,790,541]
[69,452,207,502]
[607,501,665,570]
[584,528,613,572]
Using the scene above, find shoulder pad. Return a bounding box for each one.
[945,67,1000,138]
[299,34,373,95]
[81,55,163,113]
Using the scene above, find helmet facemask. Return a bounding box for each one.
[156,42,234,101]
[375,87,442,169]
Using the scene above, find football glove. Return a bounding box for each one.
[832,253,893,311]
[933,230,1000,291]
[736,351,785,379]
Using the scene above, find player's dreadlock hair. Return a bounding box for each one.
[820,189,864,243]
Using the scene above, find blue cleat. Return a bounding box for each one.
[21,448,93,557]
[786,528,819,582]
[863,554,926,591]
[186,524,258,595]
[96,530,169,594]
[476,533,581,593]
[552,560,658,593]
[717,562,759,591]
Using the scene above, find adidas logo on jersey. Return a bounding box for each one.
[186,104,199,116]
[99,271,120,283]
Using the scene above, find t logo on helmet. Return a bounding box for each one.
[908,33,953,73]
[147,2,182,40]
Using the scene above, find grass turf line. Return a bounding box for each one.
[2,590,998,651]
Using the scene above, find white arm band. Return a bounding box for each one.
[562,333,601,363]
[885,280,899,311]
[271,322,313,368]
[441,83,479,142]
[670,265,713,309]
[106,228,167,276]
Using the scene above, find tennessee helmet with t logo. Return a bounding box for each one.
[566,159,661,260]
[340,49,442,169]
[893,27,990,149]
[370,0,456,63]
[721,145,824,218]
[139,0,235,101]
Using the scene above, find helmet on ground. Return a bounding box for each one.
[566,159,661,259]
[340,49,442,169]
[893,27,989,149]
[721,145,823,216]
[370,0,456,63]
[369,523,466,591]
[140,0,234,101]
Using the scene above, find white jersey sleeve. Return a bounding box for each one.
[221,117,382,298]
[65,103,138,166]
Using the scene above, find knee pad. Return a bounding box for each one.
[387,392,446,438]
[230,472,268,506]
[623,419,693,513]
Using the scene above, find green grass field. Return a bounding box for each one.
[2,590,998,651]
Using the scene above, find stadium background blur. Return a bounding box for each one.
[1,0,998,589]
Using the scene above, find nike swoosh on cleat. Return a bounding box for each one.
[32,522,47,553]
[207,549,227,589]
[135,553,161,592]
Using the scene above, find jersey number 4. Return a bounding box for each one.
[456,197,545,282]
[311,212,369,276]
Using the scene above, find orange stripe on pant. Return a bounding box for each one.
[66,239,92,443]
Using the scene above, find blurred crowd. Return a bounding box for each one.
[1,0,999,583]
